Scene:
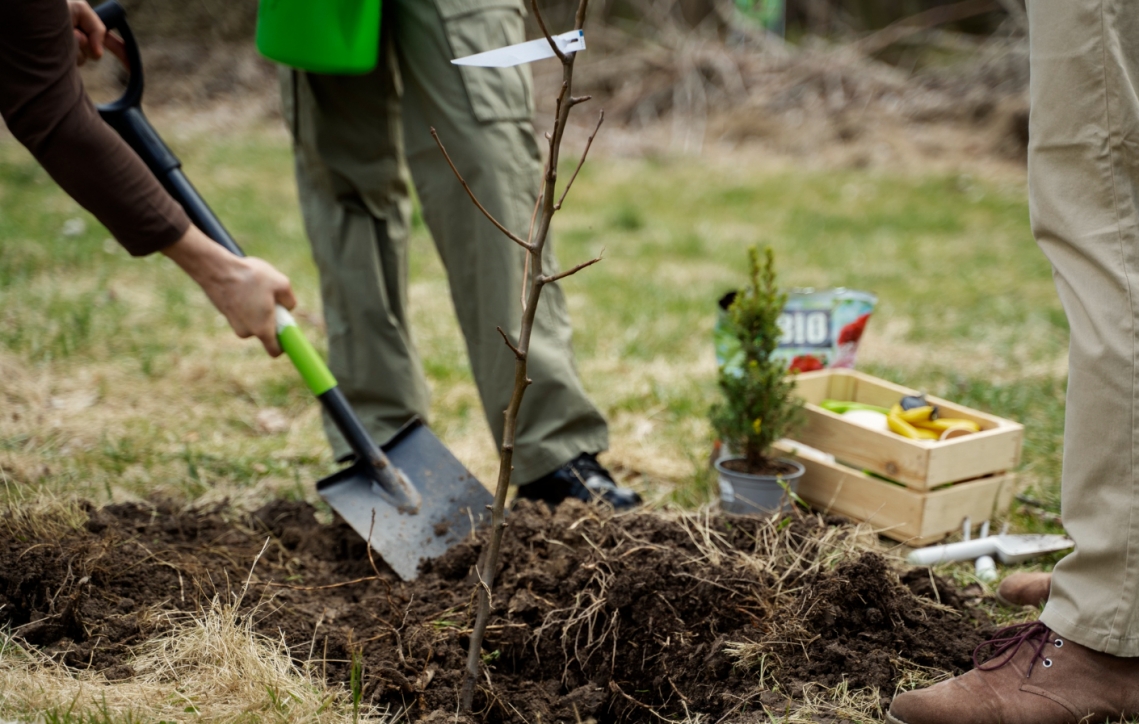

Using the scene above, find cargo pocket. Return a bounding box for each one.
[436,0,534,123]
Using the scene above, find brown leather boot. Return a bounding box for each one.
[995,572,1052,608]
[887,621,1139,724]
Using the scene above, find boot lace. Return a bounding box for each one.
[973,620,1054,677]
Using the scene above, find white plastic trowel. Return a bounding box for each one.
[907,534,1073,566]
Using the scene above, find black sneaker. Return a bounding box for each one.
[515,453,642,511]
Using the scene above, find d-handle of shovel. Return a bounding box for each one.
[91,1,142,112]
[93,2,242,258]
[90,1,420,512]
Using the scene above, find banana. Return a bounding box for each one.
[891,397,981,438]
[847,398,979,439]
[887,413,918,439]
[911,425,940,440]
[898,405,938,425]
[888,411,940,440]
[913,417,981,434]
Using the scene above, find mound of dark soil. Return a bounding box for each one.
[0,499,989,722]
[770,555,987,694]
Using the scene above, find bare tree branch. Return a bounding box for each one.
[556,110,604,211]
[430,127,534,251]
[526,191,543,246]
[531,0,568,63]
[522,190,544,311]
[550,84,568,157]
[456,0,600,711]
[539,253,603,285]
[496,326,525,360]
[520,251,531,312]
[575,0,590,30]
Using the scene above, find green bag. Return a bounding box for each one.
[256,0,382,75]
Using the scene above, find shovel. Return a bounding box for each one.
[91,1,492,580]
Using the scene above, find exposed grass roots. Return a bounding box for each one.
[524,506,873,698]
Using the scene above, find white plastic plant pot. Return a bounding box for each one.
[717,457,806,515]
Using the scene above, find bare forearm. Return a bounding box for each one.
[163,226,297,356]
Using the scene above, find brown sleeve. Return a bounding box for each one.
[0,0,190,256]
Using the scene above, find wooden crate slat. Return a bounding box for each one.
[925,429,1023,488]
[780,441,1016,545]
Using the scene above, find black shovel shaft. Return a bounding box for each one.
[319,389,394,470]
[91,1,402,491]
[93,1,243,259]
[104,106,243,260]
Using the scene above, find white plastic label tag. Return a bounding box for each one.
[451,30,585,68]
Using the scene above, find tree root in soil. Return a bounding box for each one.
[0,497,991,723]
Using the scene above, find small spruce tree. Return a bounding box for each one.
[711,246,803,472]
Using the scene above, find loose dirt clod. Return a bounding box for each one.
[0,498,990,722]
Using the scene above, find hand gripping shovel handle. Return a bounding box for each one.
[92,1,417,510]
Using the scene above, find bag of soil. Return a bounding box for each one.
[715,288,877,374]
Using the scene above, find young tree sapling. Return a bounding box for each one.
[432,0,604,711]
[711,246,803,474]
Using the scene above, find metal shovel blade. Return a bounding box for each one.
[316,418,492,580]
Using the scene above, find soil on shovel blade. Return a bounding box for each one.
[0,498,990,721]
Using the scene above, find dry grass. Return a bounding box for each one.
[388,505,908,723]
[0,502,383,723]
[0,476,90,542]
[723,652,943,724]
[0,594,387,723]
[719,516,959,724]
[891,658,954,694]
[525,505,877,704]
[789,681,884,723]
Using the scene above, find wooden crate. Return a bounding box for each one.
[790,369,1024,491]
[776,442,1018,545]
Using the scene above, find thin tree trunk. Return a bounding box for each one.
[433,0,602,712]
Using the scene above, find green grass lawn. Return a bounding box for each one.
[0,126,1065,532]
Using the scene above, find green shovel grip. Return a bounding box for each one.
[276,306,337,396]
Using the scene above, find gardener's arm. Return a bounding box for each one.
[0,0,295,356]
[0,0,188,255]
[162,226,297,356]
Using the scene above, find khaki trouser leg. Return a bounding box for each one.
[280,24,429,459]
[390,0,608,483]
[1032,0,1139,656]
[283,0,608,479]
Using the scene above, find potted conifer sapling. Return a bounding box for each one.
[712,246,805,514]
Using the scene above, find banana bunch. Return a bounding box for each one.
[886,395,980,441]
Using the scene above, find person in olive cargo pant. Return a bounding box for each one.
[887,0,1139,722]
[280,0,638,508]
